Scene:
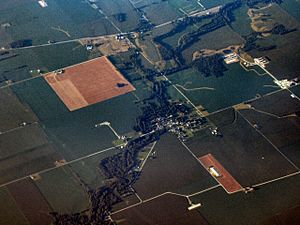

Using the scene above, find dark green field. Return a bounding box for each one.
[12,77,140,160]
[35,166,89,214]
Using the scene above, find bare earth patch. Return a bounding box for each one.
[44,56,135,111]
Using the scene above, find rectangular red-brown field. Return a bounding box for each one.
[44,56,135,111]
[198,154,243,193]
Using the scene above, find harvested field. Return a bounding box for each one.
[44,56,135,111]
[7,178,53,225]
[112,194,210,225]
[198,154,243,193]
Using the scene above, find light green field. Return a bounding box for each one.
[0,42,96,86]
[94,0,141,32]
[168,63,278,113]
[0,0,117,46]
[69,148,122,190]
[12,77,140,161]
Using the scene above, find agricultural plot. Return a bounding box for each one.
[131,79,154,101]
[185,107,298,187]
[280,0,300,21]
[0,87,37,131]
[168,63,277,113]
[0,187,29,225]
[94,0,141,32]
[136,34,161,64]
[230,4,253,36]
[35,166,89,214]
[69,147,122,190]
[133,134,216,199]
[291,85,300,98]
[138,0,180,25]
[0,42,93,86]
[7,179,53,225]
[201,0,234,9]
[44,57,135,111]
[190,174,300,225]
[198,154,243,193]
[239,90,300,167]
[0,0,115,47]
[12,77,140,161]
[168,0,205,15]
[247,4,300,80]
[181,26,244,63]
[0,122,60,185]
[112,194,210,225]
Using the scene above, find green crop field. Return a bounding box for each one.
[35,166,89,214]
[168,63,277,113]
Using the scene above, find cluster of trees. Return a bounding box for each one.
[271,24,297,35]
[10,39,32,48]
[154,0,242,67]
[193,54,227,77]
[51,129,165,225]
[242,32,277,52]
[242,23,295,52]
[113,13,127,22]
[51,186,120,225]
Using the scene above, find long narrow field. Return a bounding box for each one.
[198,154,243,193]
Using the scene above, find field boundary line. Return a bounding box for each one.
[111,184,220,215]
[0,56,106,90]
[237,110,300,171]
[0,145,119,188]
[253,171,300,188]
[139,141,157,171]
